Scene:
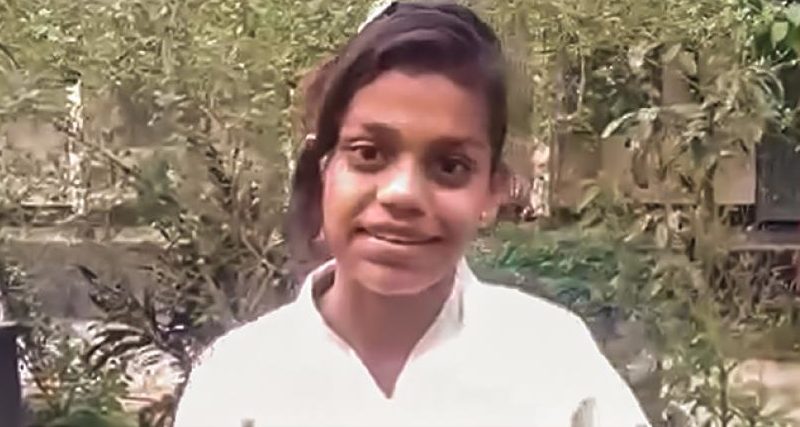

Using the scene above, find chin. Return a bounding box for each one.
[355,261,446,297]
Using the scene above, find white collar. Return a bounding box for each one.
[298,258,475,357]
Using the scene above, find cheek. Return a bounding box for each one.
[321,160,371,235]
[433,187,491,238]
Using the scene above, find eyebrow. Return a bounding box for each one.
[361,122,402,144]
[359,122,489,152]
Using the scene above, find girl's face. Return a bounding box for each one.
[321,69,504,296]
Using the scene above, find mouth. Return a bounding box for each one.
[358,226,441,246]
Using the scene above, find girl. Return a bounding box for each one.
[174,2,650,426]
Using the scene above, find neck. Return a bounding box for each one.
[318,270,455,359]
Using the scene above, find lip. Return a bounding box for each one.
[357,224,441,245]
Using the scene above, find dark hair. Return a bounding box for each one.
[295,56,337,139]
[286,1,508,282]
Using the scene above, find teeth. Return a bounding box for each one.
[378,235,413,244]
[370,232,423,244]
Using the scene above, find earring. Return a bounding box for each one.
[304,133,317,148]
[319,153,330,171]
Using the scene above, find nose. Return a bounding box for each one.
[376,158,428,218]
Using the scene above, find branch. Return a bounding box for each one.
[239,225,282,273]
[0,43,20,69]
[559,49,587,124]
[53,121,140,178]
[576,49,586,116]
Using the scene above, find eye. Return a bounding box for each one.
[440,157,468,175]
[355,145,380,161]
[343,142,387,171]
[431,155,474,187]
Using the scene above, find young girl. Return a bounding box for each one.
[174,2,650,426]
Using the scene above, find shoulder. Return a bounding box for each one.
[463,280,613,379]
[466,282,650,426]
[466,280,591,343]
[173,303,307,426]
[196,301,306,369]
[179,300,313,399]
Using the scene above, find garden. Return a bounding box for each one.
[3,0,800,425]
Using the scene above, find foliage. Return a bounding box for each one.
[4,0,800,426]
[471,0,800,425]
[475,225,800,426]
[137,394,178,427]
[473,225,619,313]
[746,0,800,63]
[584,22,799,427]
[46,408,136,427]
[0,257,134,427]
[472,0,758,139]
[24,333,131,425]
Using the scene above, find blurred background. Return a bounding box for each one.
[3,0,800,425]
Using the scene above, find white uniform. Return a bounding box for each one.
[174,258,651,427]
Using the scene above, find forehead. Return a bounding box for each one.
[340,70,490,150]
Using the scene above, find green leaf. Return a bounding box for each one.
[662,43,682,64]
[677,51,697,76]
[628,41,659,73]
[787,4,800,26]
[789,26,800,57]
[771,21,790,46]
